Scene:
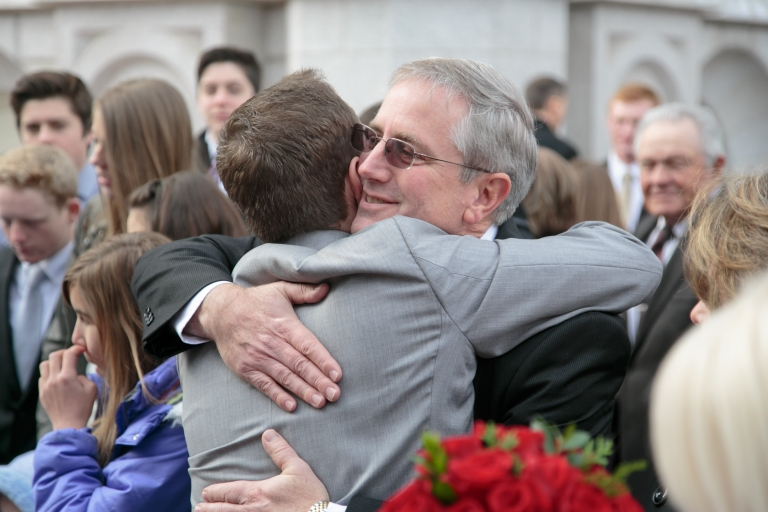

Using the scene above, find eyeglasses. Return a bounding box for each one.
[350,123,490,173]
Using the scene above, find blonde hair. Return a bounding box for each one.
[650,272,768,512]
[0,145,78,207]
[62,232,170,466]
[521,147,578,237]
[683,169,768,309]
[96,79,192,235]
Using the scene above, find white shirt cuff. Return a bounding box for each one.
[327,504,346,512]
[172,281,229,345]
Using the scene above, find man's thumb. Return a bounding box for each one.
[282,282,329,305]
[262,429,303,473]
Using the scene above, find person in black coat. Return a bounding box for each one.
[525,77,578,160]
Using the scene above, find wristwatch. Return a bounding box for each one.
[308,500,329,512]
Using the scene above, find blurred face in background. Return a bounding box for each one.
[197,62,255,142]
[19,97,91,170]
[89,107,112,198]
[607,98,656,164]
[638,119,720,226]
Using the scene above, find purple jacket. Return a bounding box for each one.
[33,357,190,511]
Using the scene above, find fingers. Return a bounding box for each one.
[195,503,243,512]
[261,429,305,474]
[60,345,85,377]
[47,349,64,375]
[77,375,98,398]
[200,481,251,505]
[39,360,50,381]
[279,282,329,306]
[241,352,332,409]
[240,370,297,412]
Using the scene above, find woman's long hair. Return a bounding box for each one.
[62,233,171,466]
[96,79,193,235]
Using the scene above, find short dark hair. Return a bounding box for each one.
[197,47,261,92]
[217,69,358,242]
[10,71,93,133]
[525,77,566,110]
[128,171,248,240]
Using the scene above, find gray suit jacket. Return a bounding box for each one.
[179,217,662,505]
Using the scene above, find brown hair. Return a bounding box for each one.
[96,79,193,235]
[684,169,768,309]
[128,171,247,239]
[521,148,579,237]
[570,158,623,228]
[609,83,660,108]
[197,47,260,92]
[10,71,93,133]
[0,145,78,207]
[217,69,358,242]
[525,77,565,110]
[62,232,171,466]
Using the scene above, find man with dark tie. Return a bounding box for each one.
[617,103,726,511]
[0,145,80,464]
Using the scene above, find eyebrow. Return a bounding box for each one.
[73,308,93,321]
[369,122,432,154]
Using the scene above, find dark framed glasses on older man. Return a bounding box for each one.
[350,123,490,173]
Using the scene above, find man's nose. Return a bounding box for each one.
[357,141,392,182]
[8,221,26,244]
[37,125,56,144]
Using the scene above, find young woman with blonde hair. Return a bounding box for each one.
[33,233,190,511]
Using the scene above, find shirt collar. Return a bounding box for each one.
[654,216,688,239]
[481,224,499,241]
[205,131,218,164]
[23,241,73,283]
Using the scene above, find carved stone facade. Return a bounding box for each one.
[0,0,766,167]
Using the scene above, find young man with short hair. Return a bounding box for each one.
[194,46,261,187]
[0,145,80,463]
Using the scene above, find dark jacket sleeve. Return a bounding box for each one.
[473,311,631,438]
[131,235,260,359]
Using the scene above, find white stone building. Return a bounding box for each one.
[1,0,767,167]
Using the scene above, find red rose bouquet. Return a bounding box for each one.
[381,420,645,512]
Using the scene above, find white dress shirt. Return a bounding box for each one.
[607,152,644,234]
[9,241,73,383]
[205,131,228,196]
[626,217,687,344]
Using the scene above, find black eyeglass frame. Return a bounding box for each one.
[350,123,491,173]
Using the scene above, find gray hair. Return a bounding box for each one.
[391,58,538,224]
[634,103,726,167]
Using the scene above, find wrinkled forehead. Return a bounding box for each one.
[638,118,704,157]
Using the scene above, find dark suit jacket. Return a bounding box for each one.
[616,215,697,511]
[0,247,39,464]
[534,118,578,161]
[194,130,213,175]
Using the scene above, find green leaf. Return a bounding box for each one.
[422,432,442,455]
[432,449,448,474]
[531,417,558,453]
[499,433,518,451]
[561,431,591,451]
[613,460,647,483]
[482,422,498,447]
[432,481,457,505]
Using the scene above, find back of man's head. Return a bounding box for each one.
[10,71,92,132]
[391,58,537,224]
[217,69,358,242]
[525,77,565,111]
[0,145,78,207]
[197,47,261,92]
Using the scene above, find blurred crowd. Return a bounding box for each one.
[0,47,765,512]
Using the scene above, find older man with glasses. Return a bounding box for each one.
[131,60,661,512]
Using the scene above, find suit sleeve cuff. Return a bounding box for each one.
[173,281,229,345]
[327,504,346,512]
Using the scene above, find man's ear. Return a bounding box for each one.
[64,197,80,224]
[463,173,512,226]
[348,156,362,204]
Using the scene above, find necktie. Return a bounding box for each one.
[621,169,633,228]
[12,265,46,392]
[651,225,674,261]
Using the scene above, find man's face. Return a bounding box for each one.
[197,62,255,140]
[638,119,718,225]
[0,185,77,263]
[19,97,91,170]
[607,99,656,163]
[351,80,476,235]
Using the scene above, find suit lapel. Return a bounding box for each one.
[634,247,685,350]
[0,249,21,403]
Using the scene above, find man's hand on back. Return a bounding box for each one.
[187,282,341,411]
[195,429,330,512]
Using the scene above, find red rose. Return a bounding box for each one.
[557,481,613,512]
[447,449,514,493]
[487,476,552,512]
[507,427,545,460]
[381,480,441,512]
[473,421,488,440]
[611,493,644,512]
[443,435,483,459]
[446,497,486,512]
[524,455,581,496]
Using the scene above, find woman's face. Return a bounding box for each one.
[90,107,114,199]
[690,300,711,325]
[69,284,106,375]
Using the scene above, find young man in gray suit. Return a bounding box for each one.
[133,62,661,510]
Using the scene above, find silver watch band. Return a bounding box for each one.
[308,500,330,512]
